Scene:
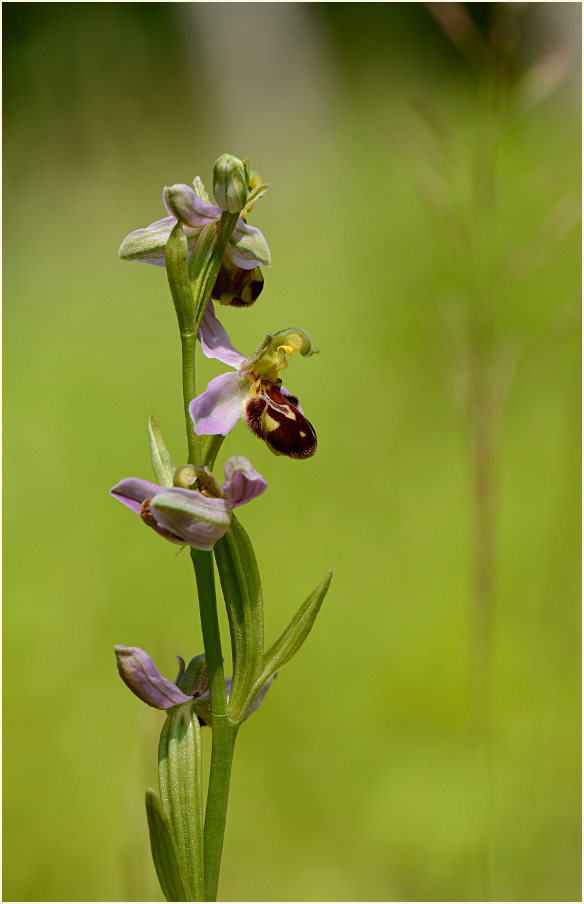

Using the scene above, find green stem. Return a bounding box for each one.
[201,435,225,471]
[203,718,237,902]
[181,208,242,900]
[190,548,237,902]
[181,331,201,467]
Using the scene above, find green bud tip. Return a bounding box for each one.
[213,154,248,214]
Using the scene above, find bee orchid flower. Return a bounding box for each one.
[114,645,275,724]
[110,454,267,550]
[190,302,318,459]
[118,179,270,307]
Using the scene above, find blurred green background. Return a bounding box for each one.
[3,3,581,901]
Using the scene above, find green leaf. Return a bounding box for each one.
[148,415,175,487]
[214,516,264,723]
[158,703,205,902]
[145,789,193,902]
[246,569,332,708]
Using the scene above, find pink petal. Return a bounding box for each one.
[110,477,165,515]
[222,455,267,507]
[162,184,221,228]
[150,488,233,551]
[115,645,193,710]
[198,302,246,368]
[189,372,251,436]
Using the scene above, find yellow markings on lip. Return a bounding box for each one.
[263,413,280,432]
[280,344,295,355]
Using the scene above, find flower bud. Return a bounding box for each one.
[173,465,199,488]
[213,154,248,213]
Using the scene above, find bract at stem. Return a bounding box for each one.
[158,702,205,901]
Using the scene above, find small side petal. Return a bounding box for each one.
[199,302,246,368]
[111,477,164,515]
[114,645,192,710]
[150,488,233,551]
[228,220,271,269]
[222,455,267,507]
[189,372,251,437]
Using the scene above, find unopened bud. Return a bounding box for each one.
[173,465,199,488]
[213,154,248,213]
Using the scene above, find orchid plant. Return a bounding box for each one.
[112,154,331,902]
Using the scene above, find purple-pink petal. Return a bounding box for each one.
[114,645,192,710]
[162,184,221,228]
[189,371,251,436]
[110,477,165,516]
[222,455,268,507]
[199,302,246,369]
[150,488,233,551]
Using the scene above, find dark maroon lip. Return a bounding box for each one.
[244,385,317,460]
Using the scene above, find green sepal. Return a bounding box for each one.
[166,220,196,335]
[214,516,263,723]
[158,703,205,902]
[145,788,193,902]
[192,176,210,203]
[149,415,175,488]
[243,182,269,212]
[244,569,332,710]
